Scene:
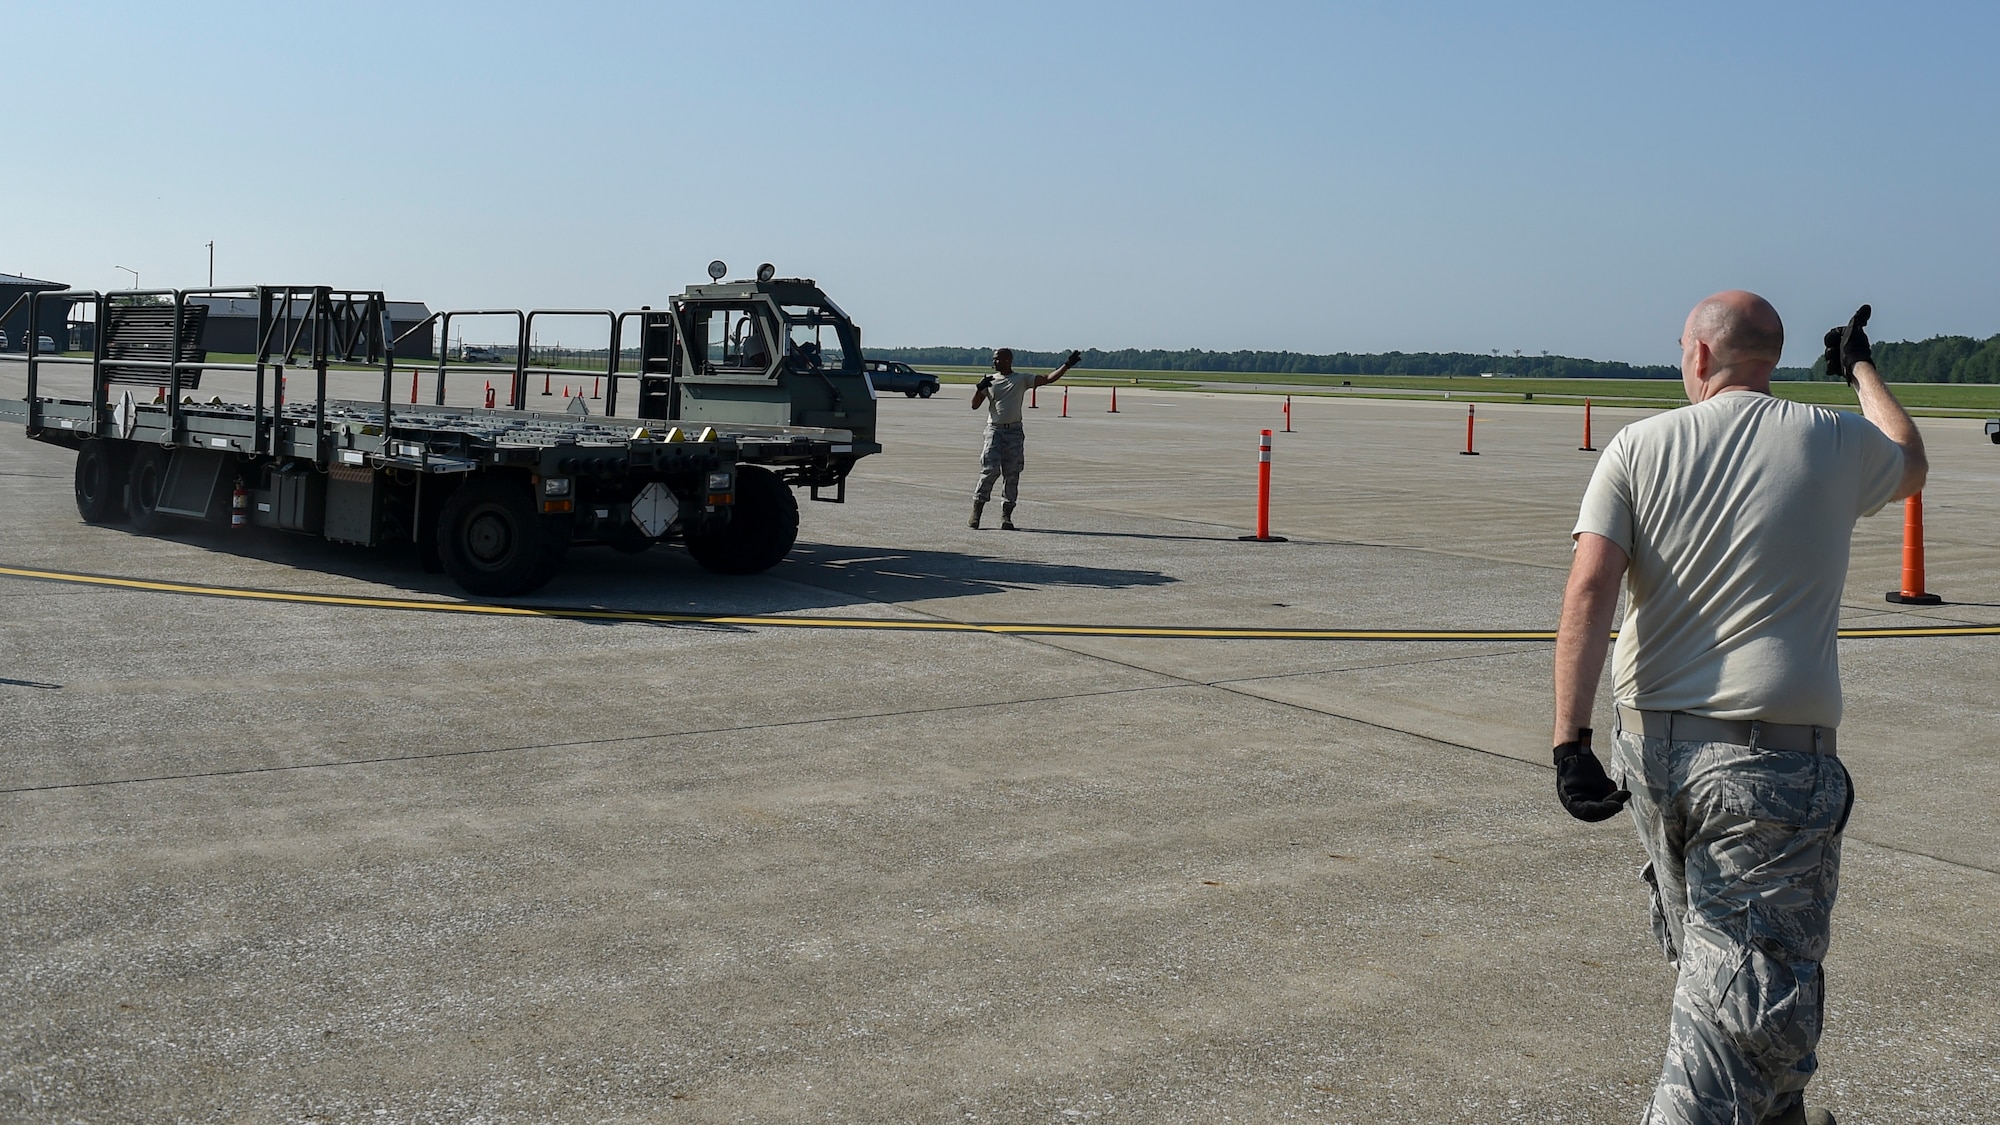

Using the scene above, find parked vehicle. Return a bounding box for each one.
[863,359,940,398]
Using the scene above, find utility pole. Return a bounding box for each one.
[206,241,214,287]
[114,265,139,291]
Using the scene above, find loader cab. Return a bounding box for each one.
[654,278,875,446]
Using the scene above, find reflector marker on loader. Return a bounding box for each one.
[3,566,1996,642]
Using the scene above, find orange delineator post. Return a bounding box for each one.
[484,381,495,409]
[1238,429,1287,542]
[592,377,601,399]
[1460,404,1479,455]
[1109,386,1119,413]
[409,368,419,404]
[1580,398,1595,452]
[1029,384,1038,409]
[1061,387,1069,417]
[542,371,552,396]
[1256,430,1272,537]
[1886,493,1943,605]
[1283,395,1292,432]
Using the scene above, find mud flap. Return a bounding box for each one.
[416,473,445,574]
[155,449,226,518]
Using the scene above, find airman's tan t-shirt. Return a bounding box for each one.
[1573,391,1904,727]
[983,372,1035,426]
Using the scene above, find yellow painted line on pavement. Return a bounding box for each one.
[2,564,1996,641]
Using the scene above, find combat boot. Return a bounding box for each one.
[1001,502,1017,530]
[969,501,984,529]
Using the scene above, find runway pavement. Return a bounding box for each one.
[3,370,1996,1123]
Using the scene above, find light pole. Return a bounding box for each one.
[114,265,139,291]
[205,241,213,287]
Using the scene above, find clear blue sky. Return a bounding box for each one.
[4,2,1995,365]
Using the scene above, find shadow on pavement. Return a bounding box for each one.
[47,520,1175,617]
[785,542,1176,602]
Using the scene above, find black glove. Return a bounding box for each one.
[1066,349,1082,367]
[1554,729,1630,823]
[976,375,994,391]
[1839,304,1873,372]
[1821,327,1849,385]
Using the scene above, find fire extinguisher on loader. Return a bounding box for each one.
[231,478,247,529]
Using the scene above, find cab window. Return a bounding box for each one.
[685,305,778,375]
[782,305,860,374]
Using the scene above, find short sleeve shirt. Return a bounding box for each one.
[1573,392,1903,727]
[982,372,1035,426]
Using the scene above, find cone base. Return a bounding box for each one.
[1237,535,1289,542]
[1459,451,1480,456]
[1886,591,1943,605]
[1579,446,1596,452]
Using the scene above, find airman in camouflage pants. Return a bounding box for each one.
[968,347,1079,530]
[1611,728,1853,1125]
[1554,294,1924,1125]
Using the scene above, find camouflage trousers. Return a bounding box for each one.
[974,423,1025,504]
[1610,724,1853,1125]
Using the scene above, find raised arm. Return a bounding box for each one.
[1831,306,1927,501]
[1034,350,1083,388]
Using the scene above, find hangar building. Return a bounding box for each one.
[187,296,437,360]
[0,273,71,352]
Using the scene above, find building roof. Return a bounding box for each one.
[0,273,66,287]
[190,296,432,322]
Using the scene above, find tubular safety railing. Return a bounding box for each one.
[17,288,711,459]
[18,286,397,466]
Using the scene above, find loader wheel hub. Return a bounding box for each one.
[466,510,514,563]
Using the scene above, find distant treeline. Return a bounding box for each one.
[869,346,1683,380]
[870,338,2000,383]
[1810,333,2000,384]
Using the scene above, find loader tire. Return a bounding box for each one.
[124,446,172,534]
[436,475,569,596]
[685,465,798,575]
[75,440,131,524]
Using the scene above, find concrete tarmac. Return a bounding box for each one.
[3,371,1997,1123]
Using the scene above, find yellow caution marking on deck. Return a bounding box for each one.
[2,565,1996,641]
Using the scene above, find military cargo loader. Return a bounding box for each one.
[0,269,880,595]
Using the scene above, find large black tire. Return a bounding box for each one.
[75,440,131,524]
[124,446,172,534]
[685,465,799,575]
[436,475,569,596]
[917,383,936,399]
